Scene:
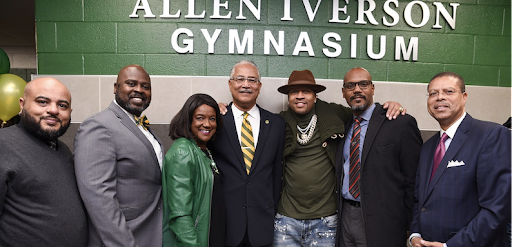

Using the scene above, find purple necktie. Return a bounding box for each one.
[430,133,448,181]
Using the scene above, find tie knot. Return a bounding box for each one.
[243,112,249,120]
[440,133,448,142]
[134,115,150,130]
[354,117,362,124]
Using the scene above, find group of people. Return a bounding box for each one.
[0,60,509,247]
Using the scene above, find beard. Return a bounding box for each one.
[20,110,71,142]
[349,94,369,112]
[115,91,150,116]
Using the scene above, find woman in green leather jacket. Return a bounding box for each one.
[162,93,225,247]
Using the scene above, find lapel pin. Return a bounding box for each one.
[265,120,269,124]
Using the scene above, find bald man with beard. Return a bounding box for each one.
[74,64,164,247]
[0,77,88,247]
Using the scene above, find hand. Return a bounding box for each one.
[420,239,444,247]
[411,236,424,247]
[382,101,406,120]
[218,102,228,115]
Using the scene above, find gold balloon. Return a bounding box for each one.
[0,74,26,123]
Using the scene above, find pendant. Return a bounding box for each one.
[301,133,307,140]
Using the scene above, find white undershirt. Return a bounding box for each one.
[231,104,260,149]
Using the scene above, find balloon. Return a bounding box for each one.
[0,48,10,75]
[0,74,26,123]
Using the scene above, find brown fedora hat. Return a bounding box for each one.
[278,70,326,94]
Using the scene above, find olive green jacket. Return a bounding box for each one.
[162,138,213,247]
[280,99,352,165]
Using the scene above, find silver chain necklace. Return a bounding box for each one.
[296,114,317,145]
[206,148,220,174]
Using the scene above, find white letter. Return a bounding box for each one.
[210,0,232,19]
[293,31,315,56]
[329,0,350,23]
[129,0,155,18]
[264,30,285,55]
[382,0,399,27]
[171,28,194,54]
[395,36,418,61]
[351,33,357,58]
[404,1,430,28]
[367,35,386,60]
[201,29,222,54]
[282,0,293,21]
[303,0,323,22]
[355,0,378,25]
[229,29,254,54]
[432,2,459,29]
[237,0,261,20]
[185,0,206,18]
[323,32,342,58]
[160,0,180,18]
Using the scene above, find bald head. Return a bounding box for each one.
[19,77,72,141]
[343,67,372,82]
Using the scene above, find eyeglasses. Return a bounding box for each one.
[343,80,372,90]
[230,76,260,85]
[427,89,464,98]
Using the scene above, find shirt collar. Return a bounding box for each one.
[354,103,376,122]
[441,112,466,139]
[232,104,259,120]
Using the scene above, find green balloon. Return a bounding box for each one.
[0,48,10,75]
[0,74,26,122]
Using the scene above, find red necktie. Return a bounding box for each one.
[430,133,448,181]
[349,117,362,198]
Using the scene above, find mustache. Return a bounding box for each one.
[239,89,253,93]
[350,94,366,101]
[130,92,147,100]
[41,114,61,123]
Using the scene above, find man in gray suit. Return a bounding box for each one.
[74,64,163,247]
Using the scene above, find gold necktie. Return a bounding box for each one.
[241,112,255,174]
[134,115,149,130]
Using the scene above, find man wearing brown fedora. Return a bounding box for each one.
[335,67,422,247]
[273,69,407,247]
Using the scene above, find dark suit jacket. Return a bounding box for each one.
[410,114,511,246]
[209,103,285,246]
[74,102,163,247]
[335,103,422,247]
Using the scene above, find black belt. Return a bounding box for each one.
[345,199,361,207]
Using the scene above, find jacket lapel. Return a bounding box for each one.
[109,102,160,167]
[224,103,245,170]
[361,104,385,169]
[426,114,472,197]
[251,105,269,173]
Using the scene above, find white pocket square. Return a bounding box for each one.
[447,160,465,167]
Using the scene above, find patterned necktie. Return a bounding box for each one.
[134,115,150,130]
[430,133,448,181]
[241,112,255,174]
[349,117,362,199]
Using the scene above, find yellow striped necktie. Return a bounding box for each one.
[241,112,255,174]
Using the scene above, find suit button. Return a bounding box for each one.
[243,204,247,208]
[421,208,426,212]
[247,181,251,185]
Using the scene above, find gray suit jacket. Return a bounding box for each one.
[74,102,163,247]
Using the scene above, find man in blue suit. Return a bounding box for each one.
[209,60,285,247]
[409,72,511,247]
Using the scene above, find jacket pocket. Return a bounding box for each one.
[121,207,139,221]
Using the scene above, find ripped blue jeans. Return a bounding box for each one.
[273,213,337,247]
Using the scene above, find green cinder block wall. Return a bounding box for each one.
[36,0,510,87]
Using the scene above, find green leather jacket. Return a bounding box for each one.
[162,138,214,247]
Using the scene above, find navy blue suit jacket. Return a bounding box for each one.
[410,114,511,246]
[209,103,285,246]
